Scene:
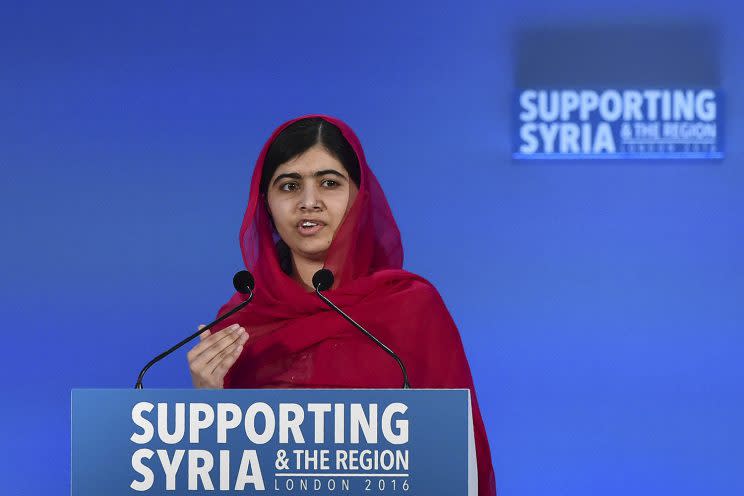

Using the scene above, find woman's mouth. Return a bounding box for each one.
[297,220,325,236]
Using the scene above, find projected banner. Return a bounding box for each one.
[71,389,474,495]
[514,88,724,159]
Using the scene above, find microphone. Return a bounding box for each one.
[312,269,410,389]
[134,270,256,389]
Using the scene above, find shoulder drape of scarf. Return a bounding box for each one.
[215,114,496,496]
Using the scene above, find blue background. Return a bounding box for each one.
[1,1,742,494]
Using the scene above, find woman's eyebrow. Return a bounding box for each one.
[313,169,346,179]
[272,172,301,186]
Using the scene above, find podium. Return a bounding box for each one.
[71,389,477,495]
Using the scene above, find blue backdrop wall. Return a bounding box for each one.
[1,1,742,494]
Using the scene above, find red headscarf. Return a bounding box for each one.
[217,114,496,496]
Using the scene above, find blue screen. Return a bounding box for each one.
[1,1,742,494]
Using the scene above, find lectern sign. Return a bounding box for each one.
[514,88,724,159]
[71,389,474,495]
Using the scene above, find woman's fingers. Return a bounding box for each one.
[188,324,240,362]
[208,332,248,374]
[188,323,248,388]
[205,329,248,369]
[191,327,246,370]
[211,338,247,380]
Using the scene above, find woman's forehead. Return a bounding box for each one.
[271,146,348,178]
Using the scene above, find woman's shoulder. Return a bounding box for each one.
[367,270,461,342]
[361,269,448,307]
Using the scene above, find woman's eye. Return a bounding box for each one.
[321,179,339,188]
[280,182,299,192]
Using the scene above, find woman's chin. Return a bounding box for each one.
[291,243,330,264]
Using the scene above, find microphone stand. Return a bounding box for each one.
[314,283,410,389]
[134,287,254,389]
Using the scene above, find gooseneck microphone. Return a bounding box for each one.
[312,269,410,389]
[134,271,256,389]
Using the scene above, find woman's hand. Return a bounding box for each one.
[187,323,248,388]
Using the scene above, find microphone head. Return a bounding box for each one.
[312,268,334,291]
[233,270,255,294]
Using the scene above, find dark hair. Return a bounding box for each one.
[260,117,361,195]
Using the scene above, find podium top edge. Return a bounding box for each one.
[70,388,471,392]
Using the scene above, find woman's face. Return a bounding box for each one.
[266,144,358,264]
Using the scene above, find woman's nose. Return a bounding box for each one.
[298,184,321,210]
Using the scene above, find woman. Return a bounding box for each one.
[186,114,497,495]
